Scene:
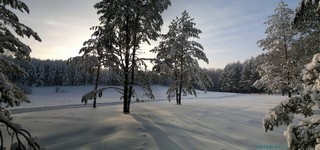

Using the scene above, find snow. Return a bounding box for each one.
[9,86,292,150]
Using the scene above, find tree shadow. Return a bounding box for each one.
[131,113,183,150]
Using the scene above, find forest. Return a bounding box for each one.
[2,55,265,94]
[2,0,320,149]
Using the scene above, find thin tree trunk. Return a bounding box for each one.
[176,88,179,104]
[174,63,179,105]
[282,25,292,98]
[178,67,183,105]
[178,77,182,105]
[285,46,292,98]
[175,78,179,104]
[178,52,184,105]
[93,62,101,108]
[128,33,138,112]
[284,45,292,98]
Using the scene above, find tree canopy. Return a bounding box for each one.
[151,10,212,105]
[80,0,171,113]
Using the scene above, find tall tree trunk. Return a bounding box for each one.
[178,86,182,105]
[287,71,292,98]
[123,85,129,113]
[177,68,183,105]
[175,79,179,104]
[174,63,179,105]
[128,32,138,111]
[123,15,131,114]
[123,58,130,114]
[93,62,101,108]
[176,89,179,104]
[284,38,292,98]
[177,53,184,105]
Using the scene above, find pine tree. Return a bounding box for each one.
[292,0,320,90]
[68,55,102,107]
[294,0,320,22]
[262,1,320,149]
[151,11,212,105]
[262,53,320,149]
[219,62,243,93]
[206,68,222,92]
[0,0,42,149]
[256,1,296,97]
[80,0,171,113]
[240,58,260,93]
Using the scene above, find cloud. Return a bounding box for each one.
[19,0,299,69]
[159,0,293,69]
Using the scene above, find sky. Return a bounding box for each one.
[18,0,299,69]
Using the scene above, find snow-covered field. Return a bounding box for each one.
[9,86,291,150]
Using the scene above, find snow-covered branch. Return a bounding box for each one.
[81,87,124,105]
[0,0,43,149]
[0,108,43,150]
[263,95,314,132]
[263,53,320,149]
[284,119,320,149]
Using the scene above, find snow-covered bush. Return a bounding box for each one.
[263,53,320,149]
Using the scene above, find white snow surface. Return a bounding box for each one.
[9,86,292,150]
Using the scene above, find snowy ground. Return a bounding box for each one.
[9,86,293,150]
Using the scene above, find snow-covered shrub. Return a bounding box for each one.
[263,53,320,149]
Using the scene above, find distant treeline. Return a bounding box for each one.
[4,56,119,86]
[4,55,267,93]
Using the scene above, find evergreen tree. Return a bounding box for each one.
[240,58,260,93]
[262,1,320,149]
[151,11,212,105]
[219,62,243,93]
[35,60,45,86]
[68,55,101,107]
[294,0,320,22]
[263,53,320,149]
[0,0,42,149]
[206,68,222,92]
[291,0,320,93]
[69,17,122,107]
[81,0,171,113]
[256,1,296,97]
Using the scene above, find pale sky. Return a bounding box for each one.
[18,0,299,69]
